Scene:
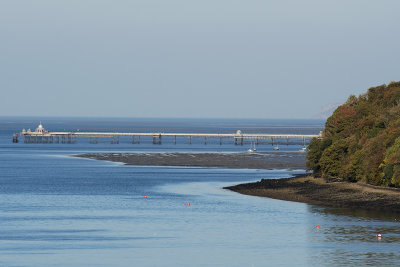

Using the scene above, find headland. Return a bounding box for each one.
[225,175,400,213]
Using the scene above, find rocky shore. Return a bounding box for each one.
[225,176,400,213]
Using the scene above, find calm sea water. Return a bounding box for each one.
[1,118,399,266]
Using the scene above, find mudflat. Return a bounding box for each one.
[74,152,306,169]
[225,176,400,213]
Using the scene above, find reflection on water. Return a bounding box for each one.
[311,205,400,221]
[307,205,400,266]
[314,250,400,267]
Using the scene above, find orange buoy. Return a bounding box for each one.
[144,195,147,198]
[187,202,190,206]
[316,225,320,229]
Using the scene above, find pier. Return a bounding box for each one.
[15,123,322,145]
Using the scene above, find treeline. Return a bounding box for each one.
[307,81,400,187]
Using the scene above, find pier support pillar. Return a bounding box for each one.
[153,134,162,145]
[132,135,140,144]
[111,136,119,144]
[235,137,243,145]
[189,136,191,144]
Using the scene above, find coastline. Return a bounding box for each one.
[225,176,400,213]
[74,152,400,213]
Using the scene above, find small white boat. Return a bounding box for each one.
[273,145,279,151]
[299,147,307,152]
[248,143,254,153]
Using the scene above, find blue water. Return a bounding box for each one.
[1,118,399,266]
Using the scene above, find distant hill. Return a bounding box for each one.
[307,81,400,187]
[314,103,341,120]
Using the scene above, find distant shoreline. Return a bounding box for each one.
[74,152,307,170]
[225,176,400,213]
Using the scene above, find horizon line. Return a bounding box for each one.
[0,115,327,121]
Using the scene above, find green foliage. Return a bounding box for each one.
[347,150,365,182]
[307,81,400,187]
[319,139,348,177]
[383,136,400,186]
[306,138,323,175]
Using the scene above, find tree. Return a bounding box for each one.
[306,81,400,187]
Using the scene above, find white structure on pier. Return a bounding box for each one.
[35,122,48,134]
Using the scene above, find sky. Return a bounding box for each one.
[0,0,399,119]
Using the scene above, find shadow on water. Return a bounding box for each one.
[306,205,400,266]
[309,205,400,222]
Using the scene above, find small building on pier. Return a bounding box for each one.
[35,123,48,134]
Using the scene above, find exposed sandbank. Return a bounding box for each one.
[74,152,306,169]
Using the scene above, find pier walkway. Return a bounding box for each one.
[13,123,322,145]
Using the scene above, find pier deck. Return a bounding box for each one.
[13,123,321,145]
[15,125,320,145]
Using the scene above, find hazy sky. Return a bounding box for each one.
[1,1,399,119]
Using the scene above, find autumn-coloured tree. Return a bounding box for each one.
[307,81,400,187]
